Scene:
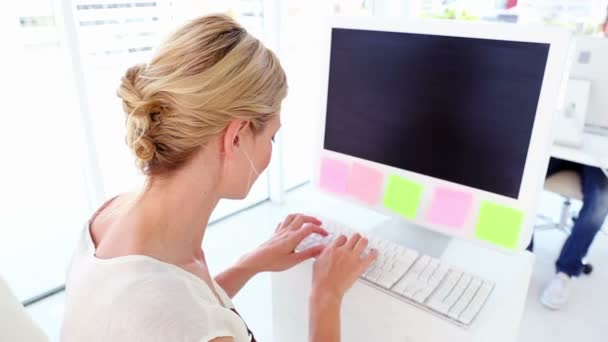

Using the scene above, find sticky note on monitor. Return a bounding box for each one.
[347,163,384,206]
[475,202,524,250]
[425,187,473,229]
[383,175,424,219]
[319,157,350,194]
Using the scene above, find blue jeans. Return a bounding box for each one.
[528,158,608,277]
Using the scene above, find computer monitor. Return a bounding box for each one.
[570,36,608,134]
[314,18,571,252]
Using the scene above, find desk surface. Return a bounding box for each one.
[272,188,534,342]
[551,132,608,168]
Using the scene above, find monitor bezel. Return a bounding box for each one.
[313,17,571,252]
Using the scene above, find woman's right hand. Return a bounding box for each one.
[311,233,378,302]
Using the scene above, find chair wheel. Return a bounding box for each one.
[583,263,593,275]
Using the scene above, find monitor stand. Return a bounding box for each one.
[370,217,452,258]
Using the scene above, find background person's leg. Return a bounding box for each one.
[555,166,608,277]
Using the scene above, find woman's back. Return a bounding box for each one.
[61,225,249,342]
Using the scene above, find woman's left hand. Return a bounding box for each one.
[239,214,328,273]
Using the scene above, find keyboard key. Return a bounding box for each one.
[394,251,418,270]
[362,264,375,276]
[419,258,440,282]
[428,270,462,304]
[412,281,440,303]
[400,280,418,298]
[458,281,494,324]
[412,266,447,303]
[392,276,411,294]
[442,274,472,311]
[393,256,429,292]
[364,268,382,282]
[391,260,412,274]
[448,278,482,319]
[377,274,397,289]
[429,264,450,287]
[405,259,438,298]
[411,256,430,274]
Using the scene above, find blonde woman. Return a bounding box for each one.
[61,14,377,342]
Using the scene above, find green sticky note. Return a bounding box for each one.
[475,202,524,250]
[383,175,424,219]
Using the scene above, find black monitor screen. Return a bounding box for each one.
[324,28,549,199]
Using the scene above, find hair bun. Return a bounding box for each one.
[134,135,156,162]
[118,63,159,169]
[118,63,147,116]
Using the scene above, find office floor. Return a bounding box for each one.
[26,186,607,342]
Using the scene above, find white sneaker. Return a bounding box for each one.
[540,272,573,310]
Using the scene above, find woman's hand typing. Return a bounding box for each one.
[311,233,377,302]
[238,214,328,273]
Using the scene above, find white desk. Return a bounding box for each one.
[551,132,608,170]
[272,188,534,342]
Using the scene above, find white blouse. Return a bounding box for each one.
[60,224,251,342]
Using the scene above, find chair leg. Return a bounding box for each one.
[535,214,560,231]
[557,199,573,234]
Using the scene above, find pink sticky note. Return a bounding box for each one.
[425,187,473,229]
[347,163,384,206]
[319,158,350,194]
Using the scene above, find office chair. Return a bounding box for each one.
[535,170,597,274]
[0,276,49,342]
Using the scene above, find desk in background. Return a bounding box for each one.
[551,132,608,172]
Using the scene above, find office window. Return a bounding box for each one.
[69,0,176,201]
[0,0,90,301]
[415,0,608,35]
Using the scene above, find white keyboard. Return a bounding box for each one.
[297,217,495,328]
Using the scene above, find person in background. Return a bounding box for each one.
[61,14,377,342]
[603,6,608,37]
[529,158,608,310]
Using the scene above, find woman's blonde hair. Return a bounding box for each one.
[117,14,287,174]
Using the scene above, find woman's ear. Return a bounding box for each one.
[222,119,249,159]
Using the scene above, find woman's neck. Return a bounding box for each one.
[134,172,220,263]
[94,175,216,266]
[93,146,224,268]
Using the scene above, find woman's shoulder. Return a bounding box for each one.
[111,270,214,315]
[108,273,244,340]
[64,267,241,342]
[73,252,215,304]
